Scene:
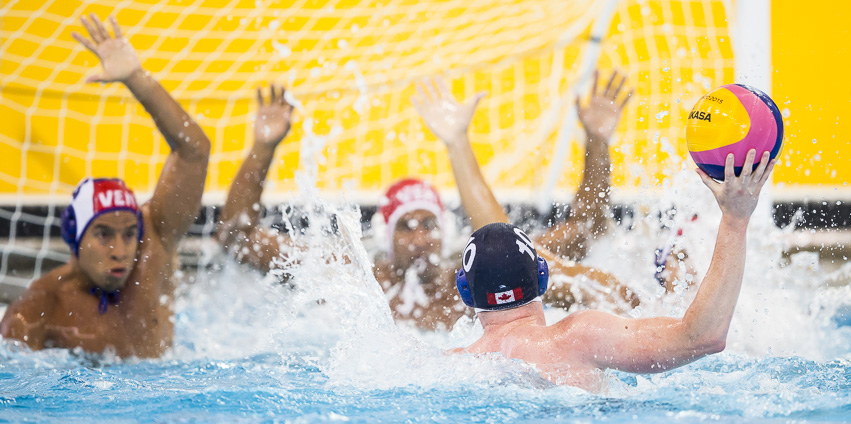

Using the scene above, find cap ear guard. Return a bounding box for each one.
[456,255,549,308]
[456,267,474,307]
[537,256,549,296]
[60,205,78,254]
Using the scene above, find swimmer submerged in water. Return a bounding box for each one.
[0,14,211,358]
[450,150,775,391]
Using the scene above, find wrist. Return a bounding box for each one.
[251,142,279,157]
[587,134,610,145]
[719,215,750,231]
[443,133,470,148]
[123,68,150,90]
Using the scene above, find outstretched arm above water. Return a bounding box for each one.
[535,70,632,261]
[217,85,296,273]
[73,14,211,252]
[411,76,635,311]
[567,150,775,373]
[411,77,503,230]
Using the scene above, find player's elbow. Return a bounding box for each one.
[189,136,212,162]
[683,322,727,356]
[694,331,727,356]
[704,336,726,355]
[175,132,211,163]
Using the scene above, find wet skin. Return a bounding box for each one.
[1,210,178,358]
[373,210,468,331]
[0,14,211,357]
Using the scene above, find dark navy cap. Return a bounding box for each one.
[461,223,540,311]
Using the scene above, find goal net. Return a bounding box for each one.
[0,0,736,285]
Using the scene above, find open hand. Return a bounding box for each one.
[254,84,295,147]
[72,14,142,84]
[577,69,632,142]
[411,77,486,146]
[697,150,775,222]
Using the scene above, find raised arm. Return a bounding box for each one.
[574,150,775,373]
[411,77,505,230]
[217,85,295,273]
[536,70,632,261]
[73,14,211,248]
[412,77,636,309]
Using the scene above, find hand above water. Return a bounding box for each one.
[411,76,486,146]
[576,69,633,143]
[697,150,775,223]
[254,84,295,148]
[72,14,143,84]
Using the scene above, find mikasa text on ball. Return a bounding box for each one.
[686,84,784,180]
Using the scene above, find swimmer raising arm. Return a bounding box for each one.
[536,70,632,261]
[411,76,637,312]
[453,150,774,389]
[73,14,210,252]
[217,85,296,273]
[1,14,210,357]
[561,151,775,373]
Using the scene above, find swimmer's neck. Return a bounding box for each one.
[477,302,546,334]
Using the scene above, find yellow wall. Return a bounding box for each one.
[772,0,851,198]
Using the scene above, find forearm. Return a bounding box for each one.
[681,216,749,343]
[124,69,210,160]
[444,136,508,230]
[220,144,277,226]
[538,135,611,260]
[572,134,611,220]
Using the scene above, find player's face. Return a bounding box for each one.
[392,209,442,270]
[77,211,139,292]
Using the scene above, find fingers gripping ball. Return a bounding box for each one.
[686,84,784,180]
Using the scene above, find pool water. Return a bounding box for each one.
[2,176,851,423]
[1,341,849,422]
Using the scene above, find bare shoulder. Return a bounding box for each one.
[2,267,65,324]
[24,265,71,297]
[550,310,622,341]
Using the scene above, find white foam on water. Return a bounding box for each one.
[168,160,850,391]
[163,99,851,391]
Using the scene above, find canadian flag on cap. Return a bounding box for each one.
[487,287,523,305]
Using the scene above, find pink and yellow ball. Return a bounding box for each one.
[686,84,784,180]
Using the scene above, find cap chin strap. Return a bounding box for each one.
[474,296,542,314]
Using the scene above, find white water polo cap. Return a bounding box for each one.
[378,178,444,255]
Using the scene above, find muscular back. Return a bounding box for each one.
[454,308,607,391]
